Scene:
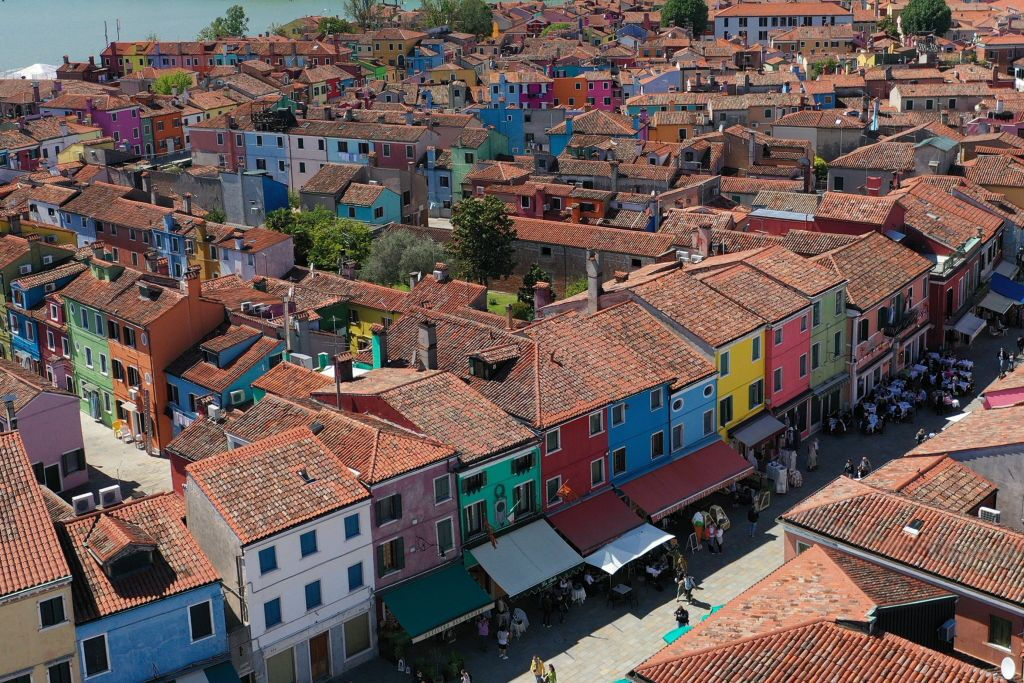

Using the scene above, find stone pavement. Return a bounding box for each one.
[63,412,172,501]
[345,331,1004,683]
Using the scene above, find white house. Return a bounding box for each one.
[713,2,853,46]
[185,427,376,683]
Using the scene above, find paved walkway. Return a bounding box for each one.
[346,330,1005,683]
[63,413,172,501]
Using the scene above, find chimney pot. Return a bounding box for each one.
[416,320,438,371]
[334,352,354,382]
[585,250,602,316]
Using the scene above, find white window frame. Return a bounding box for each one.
[611,402,626,426]
[187,599,215,643]
[588,410,605,436]
[433,473,451,505]
[590,457,605,486]
[81,633,111,679]
[38,594,66,630]
[545,427,561,454]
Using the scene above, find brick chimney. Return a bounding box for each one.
[432,262,449,282]
[586,250,602,316]
[416,320,438,370]
[865,176,882,196]
[533,280,552,313]
[696,224,712,257]
[609,159,620,192]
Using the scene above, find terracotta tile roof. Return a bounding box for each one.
[251,360,334,400]
[43,93,136,112]
[625,92,713,107]
[165,415,231,464]
[335,121,429,143]
[811,232,929,310]
[752,190,820,214]
[41,487,74,522]
[716,1,851,15]
[172,333,282,394]
[779,229,859,256]
[965,153,1024,187]
[406,274,486,314]
[865,455,997,514]
[908,404,1024,457]
[466,162,532,183]
[781,476,1024,604]
[697,264,810,323]
[743,245,846,297]
[225,395,455,483]
[294,270,409,311]
[340,182,387,206]
[188,427,369,544]
[510,215,675,257]
[774,110,865,130]
[0,356,73,410]
[62,268,188,328]
[983,361,1024,394]
[718,176,804,195]
[0,431,70,597]
[59,494,219,623]
[548,109,636,136]
[830,141,916,171]
[815,191,899,225]
[641,544,949,666]
[896,83,994,98]
[632,269,765,347]
[323,369,536,462]
[895,182,1004,249]
[635,619,999,682]
[300,163,364,194]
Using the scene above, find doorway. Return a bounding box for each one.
[44,463,61,492]
[309,632,331,681]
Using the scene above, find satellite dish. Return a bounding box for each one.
[1000,656,1016,681]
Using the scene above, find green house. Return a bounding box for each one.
[450,127,510,201]
[456,444,541,544]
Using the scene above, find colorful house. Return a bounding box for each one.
[0,233,76,360]
[8,261,87,374]
[59,494,232,683]
[39,94,143,154]
[450,127,510,200]
[337,182,402,225]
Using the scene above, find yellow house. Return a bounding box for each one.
[0,434,78,683]
[649,110,710,143]
[0,218,79,246]
[715,329,767,438]
[59,136,115,164]
[339,280,409,352]
[371,28,427,77]
[428,63,480,86]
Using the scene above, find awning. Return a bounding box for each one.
[979,291,1015,315]
[468,520,583,597]
[382,563,494,643]
[584,523,674,574]
[174,661,240,683]
[619,441,755,521]
[995,260,1019,280]
[992,272,1024,304]
[548,489,643,555]
[730,412,786,446]
[953,312,986,341]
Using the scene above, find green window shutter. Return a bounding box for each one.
[395,537,405,569]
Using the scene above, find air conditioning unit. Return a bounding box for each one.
[207,405,223,421]
[72,492,96,515]
[690,254,704,263]
[675,249,691,262]
[290,353,314,369]
[979,506,1001,523]
[240,301,254,313]
[129,387,139,401]
[42,255,53,265]
[98,484,122,508]
[938,618,956,643]
[18,264,31,275]
[229,389,246,404]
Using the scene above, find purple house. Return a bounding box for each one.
[39,93,143,154]
[0,357,86,493]
[490,71,554,109]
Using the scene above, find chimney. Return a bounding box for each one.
[3,394,17,431]
[183,192,193,215]
[408,271,421,290]
[31,81,40,103]
[533,280,552,313]
[89,56,95,67]
[8,213,21,235]
[341,260,357,279]
[416,320,438,371]
[334,352,354,384]
[613,270,628,283]
[747,132,756,168]
[432,262,449,282]
[610,159,620,192]
[368,151,378,167]
[63,55,70,65]
[59,119,69,137]
[696,224,712,256]
[371,323,388,368]
[586,250,602,316]
[233,232,244,251]
[505,303,515,330]
[181,266,201,299]
[996,98,1005,114]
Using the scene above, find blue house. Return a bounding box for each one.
[245,130,292,186]
[420,147,453,217]
[607,383,673,484]
[477,103,527,158]
[8,261,86,368]
[165,325,284,434]
[151,213,192,279]
[337,182,402,224]
[406,43,445,76]
[61,494,235,683]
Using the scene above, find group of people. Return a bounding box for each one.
[530,656,557,683]
[843,455,873,479]
[691,510,725,553]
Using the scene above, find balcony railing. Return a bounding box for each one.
[882,306,926,338]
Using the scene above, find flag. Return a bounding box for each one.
[483,518,498,548]
[556,481,579,502]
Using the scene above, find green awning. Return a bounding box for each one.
[382,563,494,643]
[204,661,240,683]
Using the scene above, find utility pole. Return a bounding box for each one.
[282,286,294,358]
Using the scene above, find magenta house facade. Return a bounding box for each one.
[0,360,85,493]
[40,94,143,154]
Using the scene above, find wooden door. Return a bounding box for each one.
[309,631,331,681]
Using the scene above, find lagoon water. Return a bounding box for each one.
[0,0,363,71]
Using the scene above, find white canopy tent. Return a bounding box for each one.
[469,520,583,596]
[584,523,675,575]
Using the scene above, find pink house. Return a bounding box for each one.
[813,233,932,403]
[698,264,814,434]
[0,357,86,493]
[583,71,621,111]
[39,93,143,154]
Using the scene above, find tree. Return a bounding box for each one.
[810,57,839,78]
[205,207,226,223]
[266,208,311,264]
[288,191,301,209]
[661,0,708,36]
[449,197,516,287]
[362,229,448,286]
[197,5,249,40]
[541,22,572,37]
[565,277,588,298]
[813,156,828,189]
[307,217,372,271]
[420,0,460,28]
[518,263,553,306]
[319,16,356,34]
[345,0,381,30]
[876,15,898,38]
[152,71,194,95]
[269,22,289,37]
[456,0,494,36]
[901,0,951,36]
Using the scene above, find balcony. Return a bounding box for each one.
[882,306,927,339]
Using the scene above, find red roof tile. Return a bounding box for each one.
[811,232,930,310]
[865,455,997,514]
[511,216,675,257]
[908,404,1024,457]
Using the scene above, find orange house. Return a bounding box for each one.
[553,76,588,108]
[107,268,224,452]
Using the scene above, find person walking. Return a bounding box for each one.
[999,347,1008,377]
[461,669,472,683]
[915,427,927,445]
[843,459,854,477]
[747,505,759,537]
[714,524,724,553]
[497,626,510,660]
[674,605,690,627]
[705,521,718,553]
[1017,335,1024,356]
[857,455,872,479]
[683,574,695,603]
[807,438,819,471]
[531,656,546,683]
[541,591,554,628]
[545,664,558,683]
[476,615,489,652]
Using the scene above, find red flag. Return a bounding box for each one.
[556,481,579,502]
[483,518,498,548]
